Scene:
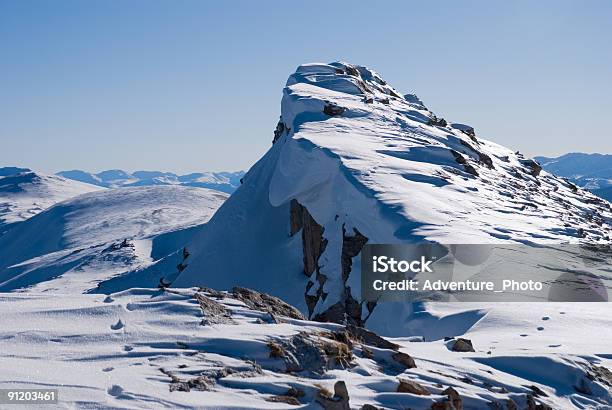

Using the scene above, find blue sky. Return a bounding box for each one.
[1,0,611,173]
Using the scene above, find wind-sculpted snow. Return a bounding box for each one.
[0,288,610,409]
[0,185,227,293]
[170,62,611,336]
[0,168,101,233]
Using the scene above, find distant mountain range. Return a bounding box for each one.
[56,169,244,194]
[535,153,612,201]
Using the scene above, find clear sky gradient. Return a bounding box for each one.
[1,0,611,174]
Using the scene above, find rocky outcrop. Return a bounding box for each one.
[273,118,287,144]
[232,287,305,320]
[428,115,448,127]
[450,338,475,352]
[520,159,543,177]
[313,226,370,326]
[316,381,351,410]
[269,332,353,375]
[431,387,463,410]
[291,200,371,326]
[397,378,431,395]
[290,199,328,277]
[451,150,479,176]
[324,103,345,117]
[195,292,233,325]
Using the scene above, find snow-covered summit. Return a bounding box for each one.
[164,62,611,335]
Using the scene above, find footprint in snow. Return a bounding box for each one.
[537,326,544,331]
[548,344,561,348]
[103,296,114,303]
[102,367,114,372]
[542,316,550,321]
[124,345,133,352]
[520,334,529,337]
[107,385,124,397]
[111,319,124,330]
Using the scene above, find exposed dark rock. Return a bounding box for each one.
[451,338,475,352]
[451,150,479,176]
[443,387,462,410]
[232,287,305,320]
[159,368,215,392]
[431,402,453,410]
[316,381,350,410]
[273,119,287,144]
[267,340,285,358]
[313,227,369,326]
[527,385,548,397]
[103,239,134,253]
[392,351,417,369]
[520,159,543,177]
[290,200,328,278]
[266,395,300,405]
[389,89,403,99]
[361,405,383,410]
[380,97,390,105]
[526,394,552,410]
[341,227,368,282]
[324,103,345,116]
[198,287,226,299]
[432,387,462,410]
[397,378,431,395]
[345,66,360,77]
[428,115,448,127]
[346,324,400,350]
[588,364,612,387]
[290,199,304,236]
[195,292,233,325]
[459,140,494,169]
[271,332,353,374]
[286,386,305,398]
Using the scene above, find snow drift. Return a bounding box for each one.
[0,185,227,293]
[165,62,611,336]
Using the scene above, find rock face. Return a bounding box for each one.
[232,287,305,320]
[316,381,350,410]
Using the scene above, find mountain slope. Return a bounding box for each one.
[156,62,612,336]
[0,167,102,233]
[0,185,227,293]
[58,169,245,193]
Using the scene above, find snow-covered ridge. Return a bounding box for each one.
[0,185,227,293]
[0,168,102,233]
[58,169,245,194]
[166,62,611,336]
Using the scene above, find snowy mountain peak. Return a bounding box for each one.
[168,61,611,335]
